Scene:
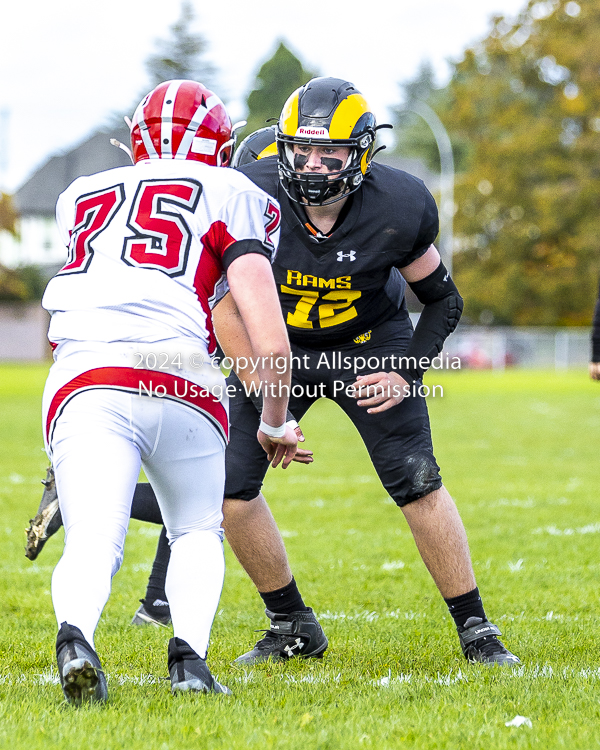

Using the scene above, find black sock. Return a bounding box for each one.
[131,483,163,525]
[444,587,486,629]
[143,527,171,614]
[259,577,308,615]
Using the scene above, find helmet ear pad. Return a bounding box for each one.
[351,112,377,172]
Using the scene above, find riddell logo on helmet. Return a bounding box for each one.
[297,127,329,137]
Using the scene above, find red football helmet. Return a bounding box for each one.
[130,80,234,166]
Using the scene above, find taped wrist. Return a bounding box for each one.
[403,261,463,379]
[248,388,295,425]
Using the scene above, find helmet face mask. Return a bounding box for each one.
[130,80,234,167]
[276,78,377,206]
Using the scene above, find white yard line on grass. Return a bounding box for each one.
[533,523,600,535]
[5,664,600,689]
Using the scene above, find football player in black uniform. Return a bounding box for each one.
[26,78,519,666]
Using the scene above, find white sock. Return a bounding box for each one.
[165,529,225,658]
[52,535,121,648]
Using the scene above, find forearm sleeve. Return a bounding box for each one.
[399,261,463,381]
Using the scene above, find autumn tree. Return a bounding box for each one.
[242,42,317,139]
[0,193,17,236]
[0,262,46,301]
[436,0,600,325]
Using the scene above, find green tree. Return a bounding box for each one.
[110,2,218,128]
[436,0,600,325]
[242,42,317,139]
[145,1,216,89]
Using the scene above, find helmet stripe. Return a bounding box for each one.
[175,101,208,159]
[329,94,370,139]
[279,90,299,136]
[160,81,182,159]
[175,93,222,160]
[258,142,278,159]
[138,125,158,159]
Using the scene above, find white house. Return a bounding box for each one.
[0,125,131,270]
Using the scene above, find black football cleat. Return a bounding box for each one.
[26,466,63,561]
[458,617,521,666]
[56,622,108,704]
[168,637,230,694]
[234,608,328,665]
[131,601,172,628]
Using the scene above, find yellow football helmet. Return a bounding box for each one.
[232,126,277,168]
[277,77,378,205]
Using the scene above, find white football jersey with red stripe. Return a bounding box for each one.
[42,158,281,355]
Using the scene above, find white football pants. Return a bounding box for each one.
[50,388,225,658]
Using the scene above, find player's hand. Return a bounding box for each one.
[291,424,314,464]
[590,362,600,380]
[352,371,409,413]
[258,425,298,469]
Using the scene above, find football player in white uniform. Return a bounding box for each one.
[42,80,296,703]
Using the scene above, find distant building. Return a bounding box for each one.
[0,125,131,270]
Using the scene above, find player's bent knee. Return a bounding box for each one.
[223,493,262,504]
[62,534,124,577]
[167,523,224,545]
[389,451,443,508]
[223,488,261,502]
[169,527,224,545]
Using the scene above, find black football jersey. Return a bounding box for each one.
[237,157,439,346]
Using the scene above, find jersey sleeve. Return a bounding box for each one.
[222,239,271,270]
[209,187,281,271]
[402,187,439,267]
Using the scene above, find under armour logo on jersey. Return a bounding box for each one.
[337,251,356,262]
[284,638,305,657]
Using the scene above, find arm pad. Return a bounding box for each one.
[399,261,463,381]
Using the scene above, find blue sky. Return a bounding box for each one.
[0,0,528,192]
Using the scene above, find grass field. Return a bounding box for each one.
[1,363,600,749]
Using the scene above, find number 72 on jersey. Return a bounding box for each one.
[281,285,362,329]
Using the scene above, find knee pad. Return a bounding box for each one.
[393,451,442,507]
